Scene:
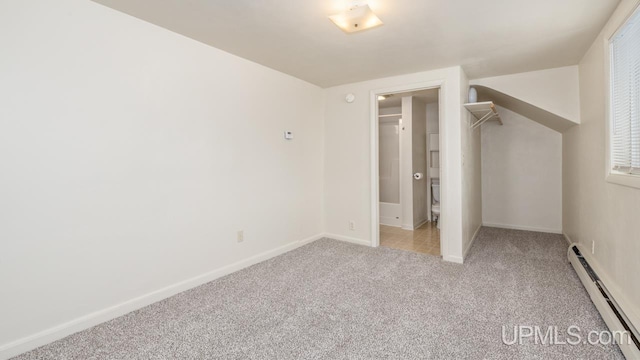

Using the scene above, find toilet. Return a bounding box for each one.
[431,180,440,228]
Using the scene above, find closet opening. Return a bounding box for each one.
[376,88,441,256]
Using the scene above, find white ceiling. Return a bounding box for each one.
[92,0,619,88]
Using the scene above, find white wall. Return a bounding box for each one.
[378,122,400,203]
[400,97,415,229]
[460,71,483,256]
[378,106,401,204]
[0,0,324,356]
[426,103,440,134]
[379,109,402,204]
[410,97,428,227]
[380,106,402,115]
[378,106,402,227]
[564,0,640,329]
[323,66,466,262]
[426,102,440,221]
[482,106,562,233]
[399,96,429,230]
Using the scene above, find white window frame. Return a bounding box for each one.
[605,4,640,189]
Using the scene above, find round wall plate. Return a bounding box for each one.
[345,93,355,103]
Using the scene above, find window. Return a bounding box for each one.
[609,7,640,178]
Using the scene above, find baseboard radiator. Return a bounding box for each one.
[568,245,640,359]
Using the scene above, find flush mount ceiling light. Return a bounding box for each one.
[377,95,387,101]
[329,4,383,33]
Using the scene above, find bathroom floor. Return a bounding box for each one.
[379,222,440,256]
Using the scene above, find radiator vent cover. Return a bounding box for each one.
[568,245,640,357]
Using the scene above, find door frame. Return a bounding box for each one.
[370,80,445,253]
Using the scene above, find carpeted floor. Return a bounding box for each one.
[14,227,623,359]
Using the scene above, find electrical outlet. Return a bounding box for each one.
[237,230,244,243]
[349,221,356,231]
[591,241,595,254]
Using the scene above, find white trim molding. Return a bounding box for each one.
[442,255,464,264]
[603,2,640,190]
[482,222,562,235]
[0,233,325,360]
[463,225,482,259]
[323,233,371,247]
[606,172,640,189]
[369,79,452,255]
[569,242,640,341]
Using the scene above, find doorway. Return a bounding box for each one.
[376,88,441,256]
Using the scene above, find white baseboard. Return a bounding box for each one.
[400,219,428,231]
[379,222,401,228]
[323,233,371,247]
[0,233,324,360]
[482,222,562,234]
[379,217,401,227]
[562,232,573,246]
[463,224,482,259]
[443,255,464,264]
[413,218,429,229]
[570,242,640,344]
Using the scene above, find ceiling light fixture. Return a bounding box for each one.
[329,3,383,33]
[378,95,387,101]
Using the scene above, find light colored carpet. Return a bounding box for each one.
[14,227,623,359]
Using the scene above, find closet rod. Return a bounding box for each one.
[378,113,402,118]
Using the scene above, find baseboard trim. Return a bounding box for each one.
[570,242,640,339]
[482,222,562,234]
[413,218,429,230]
[443,255,464,264]
[379,222,401,228]
[0,233,324,360]
[463,225,482,259]
[323,233,371,247]
[562,232,572,246]
[379,217,401,227]
[400,219,429,231]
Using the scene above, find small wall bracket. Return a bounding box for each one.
[464,101,503,130]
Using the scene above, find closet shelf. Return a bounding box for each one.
[464,101,503,129]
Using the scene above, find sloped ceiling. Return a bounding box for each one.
[92,0,619,87]
[474,86,576,133]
